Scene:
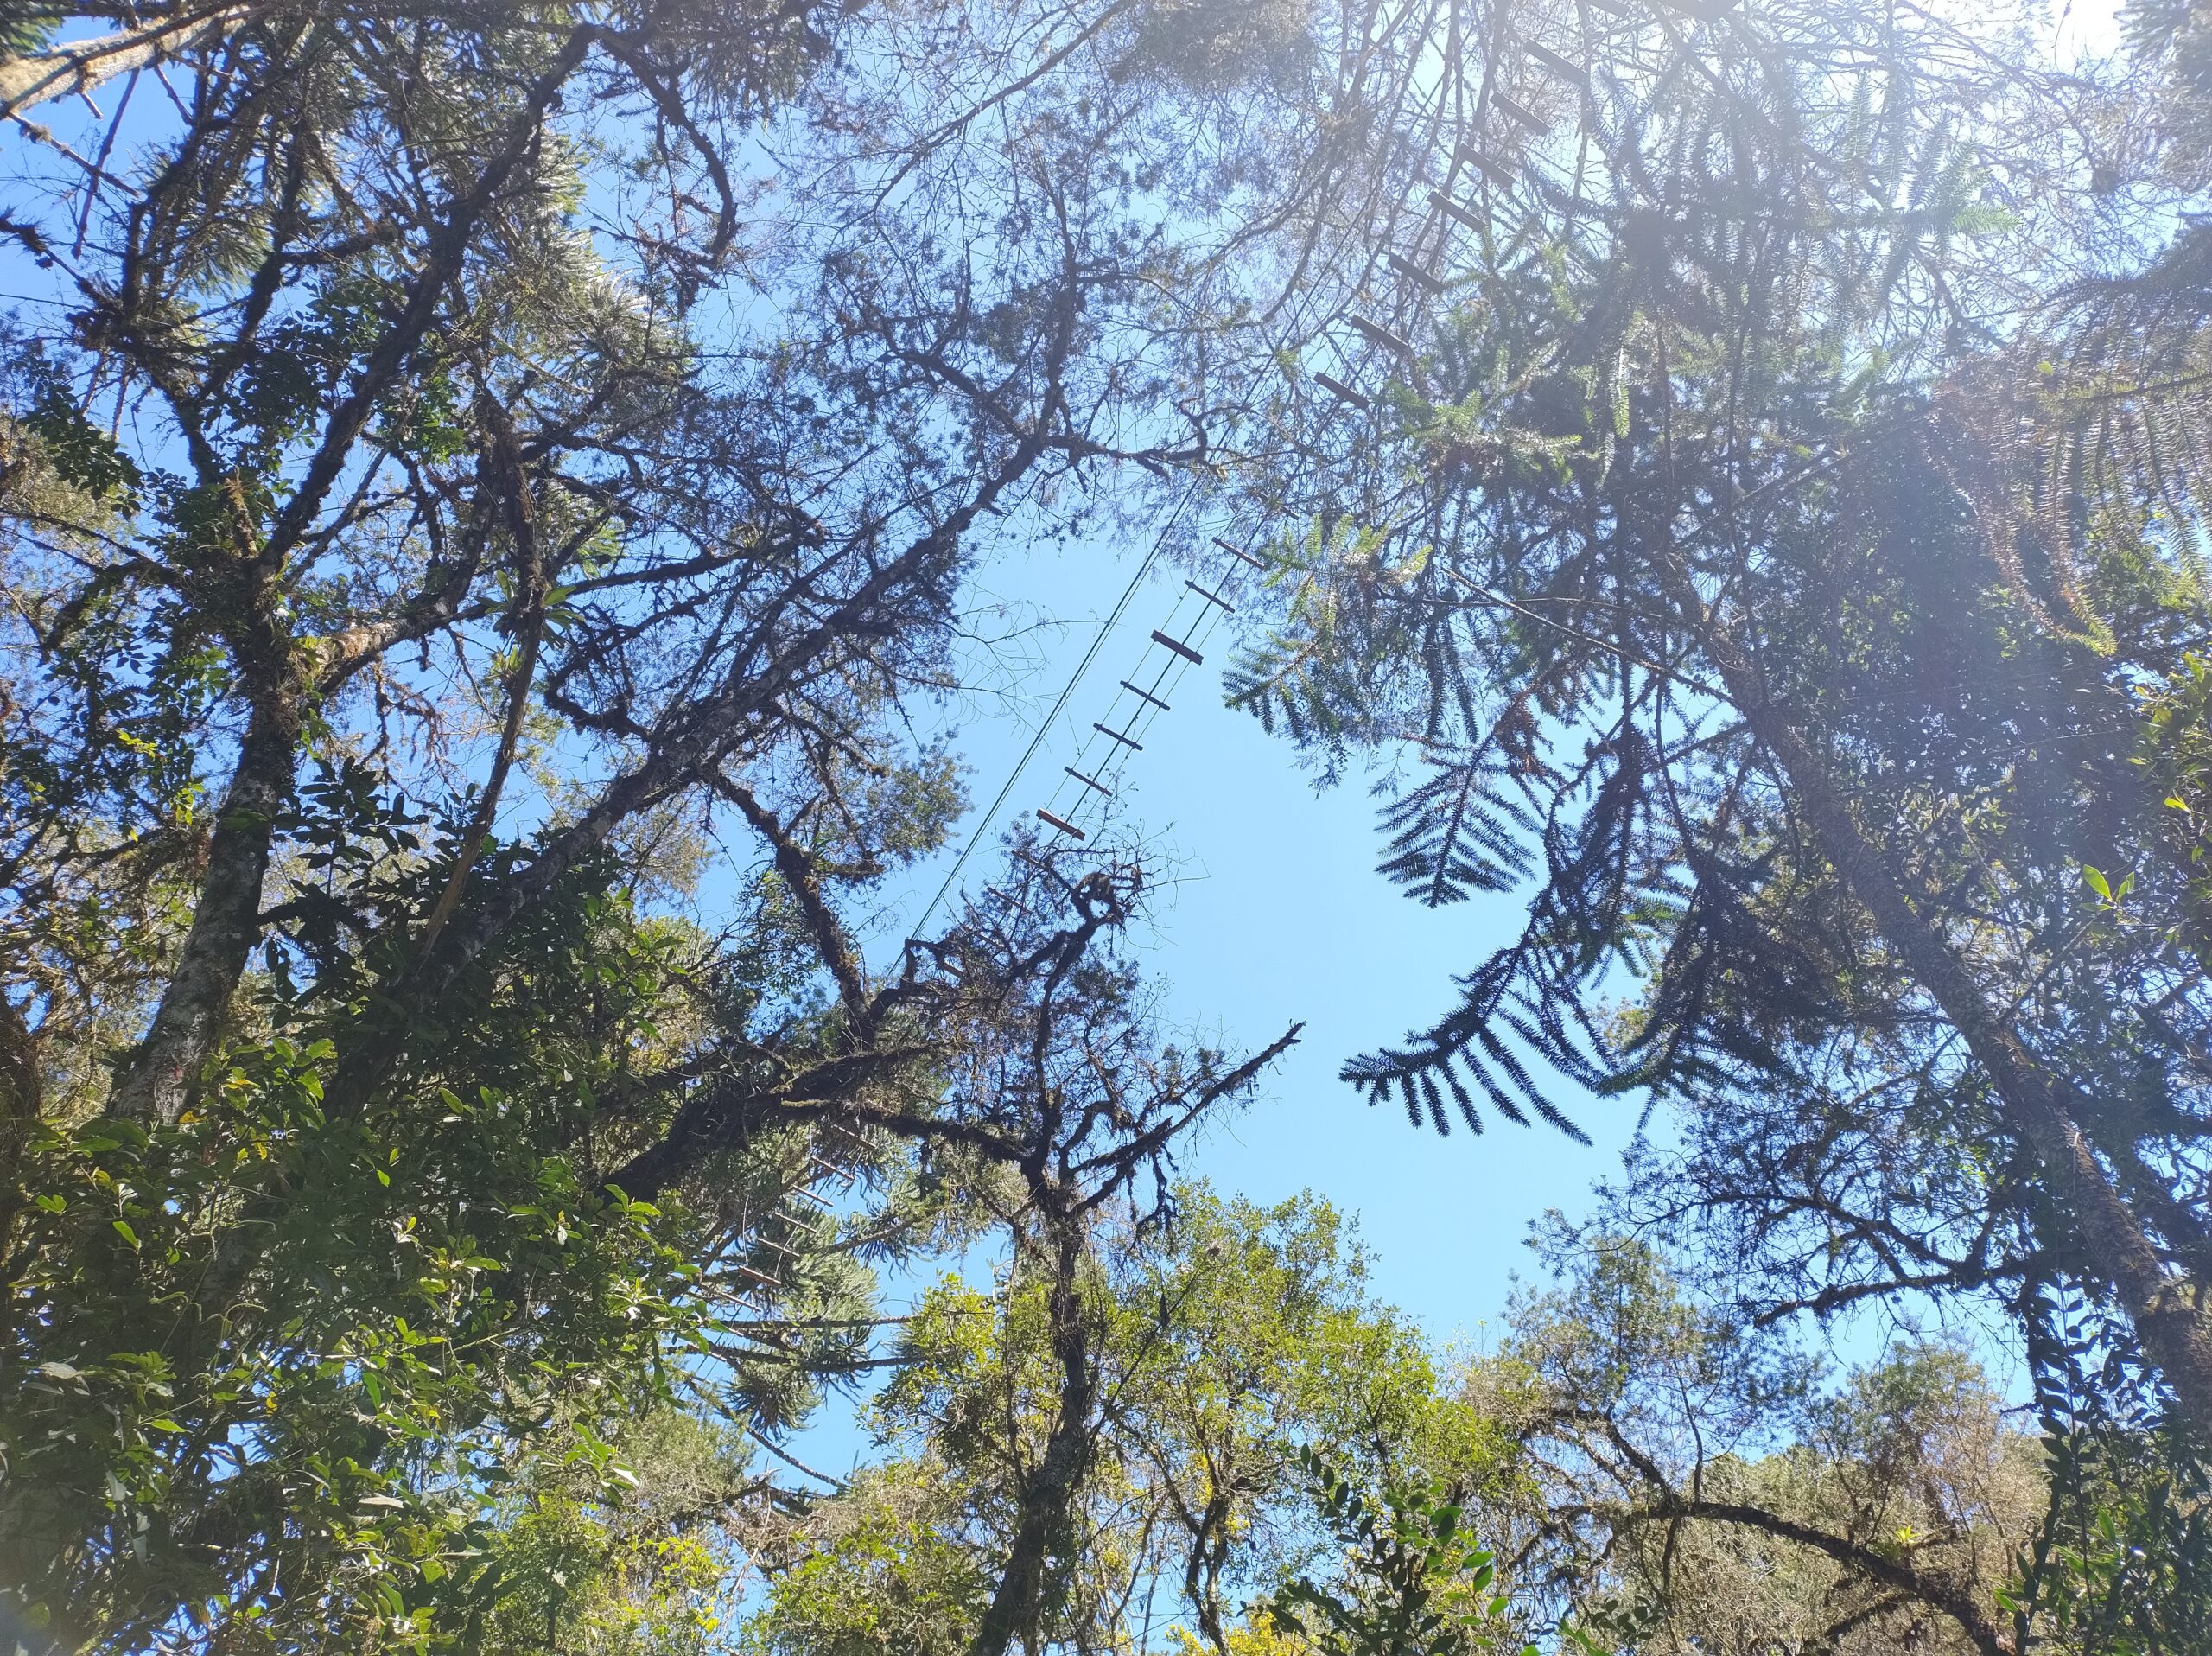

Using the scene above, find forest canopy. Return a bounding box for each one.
[1,0,2209,1651]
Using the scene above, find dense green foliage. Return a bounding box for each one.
[745,1188,1478,1653]
[731,1188,2053,1654]
[0,0,1324,1643]
[3,0,2210,1648]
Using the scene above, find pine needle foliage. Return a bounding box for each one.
[1222,0,2141,1106]
[1211,0,2212,1449]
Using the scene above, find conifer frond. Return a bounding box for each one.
[1376,756,1535,905]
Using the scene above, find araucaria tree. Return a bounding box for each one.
[1211,0,2212,1611]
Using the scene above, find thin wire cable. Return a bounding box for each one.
[906,480,1201,941]
[1038,529,1252,832]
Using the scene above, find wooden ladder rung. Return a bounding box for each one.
[1453,144,1513,187]
[1064,766,1112,798]
[1185,579,1234,613]
[1314,371,1371,410]
[1093,722,1142,751]
[1430,190,1484,233]
[1037,807,1087,838]
[1493,92,1548,133]
[1213,536,1265,569]
[1526,41,1588,86]
[1350,315,1417,359]
[1150,630,1205,666]
[1386,252,1445,294]
[1120,678,1171,710]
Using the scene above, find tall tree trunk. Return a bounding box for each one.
[1660,552,2212,1435]
[100,33,590,1127]
[972,1220,1096,1656]
[107,691,297,1124]
[0,988,40,1258]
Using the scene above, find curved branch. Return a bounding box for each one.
[1641,1495,2013,1656]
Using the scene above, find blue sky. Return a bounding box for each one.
[754,512,1649,1487]
[855,516,1639,1353]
